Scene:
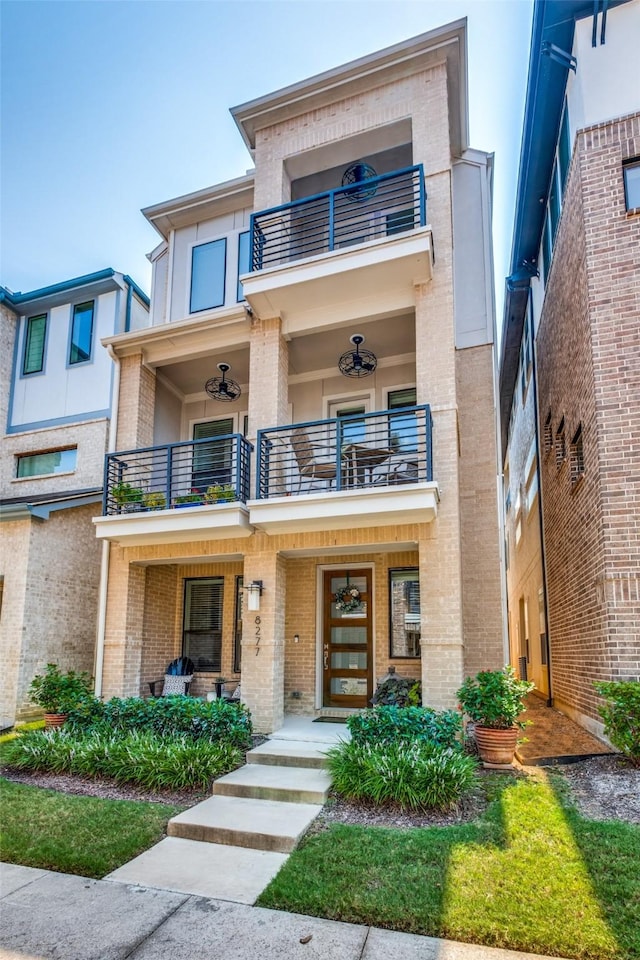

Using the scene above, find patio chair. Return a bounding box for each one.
[148,656,195,697]
[291,428,337,493]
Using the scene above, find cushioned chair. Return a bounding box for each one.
[148,656,195,697]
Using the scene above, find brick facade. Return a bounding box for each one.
[536,113,640,730]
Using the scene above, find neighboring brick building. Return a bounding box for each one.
[93,21,505,733]
[0,272,149,725]
[500,0,640,736]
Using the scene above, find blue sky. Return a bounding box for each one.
[1,0,533,323]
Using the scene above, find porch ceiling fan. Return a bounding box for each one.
[205,363,241,402]
[338,334,378,378]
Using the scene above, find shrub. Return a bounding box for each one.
[371,677,421,707]
[66,695,252,748]
[594,680,640,766]
[4,728,242,791]
[28,663,93,714]
[347,705,462,750]
[326,739,477,811]
[457,666,534,729]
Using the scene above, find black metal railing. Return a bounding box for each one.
[249,164,426,272]
[256,405,432,500]
[103,435,252,516]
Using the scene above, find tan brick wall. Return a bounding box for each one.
[0,505,101,721]
[536,113,640,727]
[456,344,504,677]
[115,354,156,452]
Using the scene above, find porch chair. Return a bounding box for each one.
[291,428,337,493]
[148,656,195,697]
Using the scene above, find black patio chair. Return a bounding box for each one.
[148,656,195,697]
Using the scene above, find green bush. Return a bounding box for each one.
[347,705,462,750]
[594,679,640,766]
[457,666,534,729]
[4,728,243,791]
[371,677,421,707]
[28,663,93,714]
[326,739,477,811]
[67,695,252,748]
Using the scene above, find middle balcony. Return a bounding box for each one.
[249,405,439,535]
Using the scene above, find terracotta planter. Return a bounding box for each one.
[44,713,68,730]
[474,725,518,764]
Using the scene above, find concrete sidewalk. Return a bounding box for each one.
[0,863,567,960]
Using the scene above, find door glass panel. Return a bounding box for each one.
[331,602,367,619]
[331,651,367,670]
[330,677,368,696]
[330,575,367,594]
[330,626,368,645]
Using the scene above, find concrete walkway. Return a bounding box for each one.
[0,863,567,960]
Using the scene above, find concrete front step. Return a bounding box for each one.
[106,836,287,905]
[167,795,322,852]
[213,763,332,804]
[247,739,329,769]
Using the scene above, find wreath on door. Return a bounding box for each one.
[334,581,362,613]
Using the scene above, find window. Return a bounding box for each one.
[389,568,420,658]
[69,301,94,364]
[623,160,640,211]
[329,398,369,445]
[233,575,243,674]
[543,412,553,456]
[555,418,566,467]
[237,231,250,301]
[16,447,77,478]
[548,159,561,241]
[520,319,532,401]
[514,488,522,546]
[182,577,224,672]
[22,314,47,375]
[570,425,584,485]
[190,238,226,313]
[388,387,418,452]
[192,418,234,490]
[558,105,571,194]
[541,216,552,286]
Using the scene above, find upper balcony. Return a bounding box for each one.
[248,404,438,534]
[93,434,253,546]
[241,165,433,332]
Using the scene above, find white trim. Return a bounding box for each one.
[323,390,374,420]
[315,562,375,710]
[188,412,239,437]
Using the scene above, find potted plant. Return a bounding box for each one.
[204,484,236,504]
[457,666,534,764]
[29,663,93,728]
[142,491,166,511]
[174,491,203,507]
[111,481,144,513]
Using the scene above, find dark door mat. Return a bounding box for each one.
[313,717,348,724]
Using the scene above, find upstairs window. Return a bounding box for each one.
[570,425,585,485]
[16,447,77,478]
[22,314,47,375]
[543,412,553,456]
[555,418,566,468]
[623,160,640,211]
[190,238,226,313]
[388,387,418,452]
[69,301,94,364]
[237,231,250,302]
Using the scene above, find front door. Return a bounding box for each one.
[322,569,373,708]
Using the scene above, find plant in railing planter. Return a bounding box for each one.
[111,481,144,512]
[174,491,203,507]
[29,663,94,728]
[142,491,166,511]
[456,666,534,765]
[204,484,236,504]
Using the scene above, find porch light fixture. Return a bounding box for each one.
[245,580,263,612]
[338,334,377,378]
[205,363,241,402]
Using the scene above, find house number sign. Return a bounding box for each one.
[255,616,261,656]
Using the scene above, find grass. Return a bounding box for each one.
[0,776,180,878]
[258,771,640,960]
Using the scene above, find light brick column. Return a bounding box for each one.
[241,539,287,733]
[101,546,146,698]
[115,353,156,451]
[247,315,289,495]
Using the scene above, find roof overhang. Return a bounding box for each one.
[231,19,469,159]
[0,270,129,315]
[0,489,103,522]
[142,175,255,240]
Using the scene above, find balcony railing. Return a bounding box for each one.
[256,405,433,500]
[103,435,252,516]
[249,164,426,272]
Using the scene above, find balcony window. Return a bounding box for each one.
[237,231,250,302]
[190,238,226,313]
[388,387,418,452]
[182,577,223,672]
[69,301,94,365]
[22,314,47,375]
[17,447,77,478]
[192,418,234,490]
[623,159,640,211]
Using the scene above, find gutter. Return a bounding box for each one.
[94,344,121,698]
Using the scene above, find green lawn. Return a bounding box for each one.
[258,772,640,960]
[0,777,180,878]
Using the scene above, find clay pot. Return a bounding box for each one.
[44,713,68,730]
[474,725,518,764]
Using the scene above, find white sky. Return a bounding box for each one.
[1,0,533,324]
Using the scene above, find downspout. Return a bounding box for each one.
[94,342,121,698]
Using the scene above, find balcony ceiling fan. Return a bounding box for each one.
[341,161,377,203]
[205,363,241,402]
[338,334,377,378]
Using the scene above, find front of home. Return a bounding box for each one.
[93,22,504,733]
